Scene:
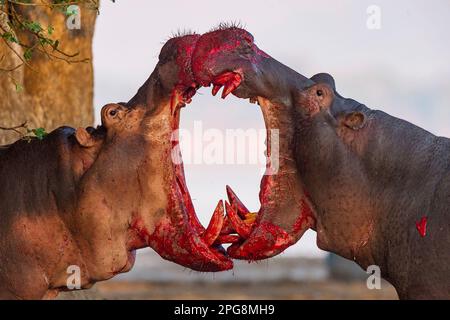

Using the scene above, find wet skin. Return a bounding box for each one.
[187,27,449,299]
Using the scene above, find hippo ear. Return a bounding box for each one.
[75,128,97,147]
[310,73,336,91]
[341,111,366,130]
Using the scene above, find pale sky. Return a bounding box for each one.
[93,0,450,260]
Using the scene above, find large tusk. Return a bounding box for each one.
[226,185,251,218]
[202,200,225,246]
[225,201,252,239]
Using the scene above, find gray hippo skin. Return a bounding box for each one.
[194,27,450,299]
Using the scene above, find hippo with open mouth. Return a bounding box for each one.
[180,26,449,299]
[0,31,238,299]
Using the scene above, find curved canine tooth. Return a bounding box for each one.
[212,84,222,96]
[221,74,242,99]
[221,82,238,99]
[203,200,225,246]
[225,201,251,238]
[226,185,250,218]
[212,72,242,99]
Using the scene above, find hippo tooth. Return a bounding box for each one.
[225,201,251,238]
[221,82,236,99]
[212,84,222,96]
[221,74,242,99]
[202,200,225,246]
[210,72,242,99]
[213,71,237,84]
[226,185,251,218]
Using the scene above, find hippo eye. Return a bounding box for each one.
[316,89,323,97]
[109,109,118,116]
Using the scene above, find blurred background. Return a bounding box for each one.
[85,0,449,299]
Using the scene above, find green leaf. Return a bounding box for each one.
[15,83,23,93]
[23,48,33,61]
[65,7,78,16]
[39,37,54,46]
[47,26,54,36]
[32,128,48,140]
[24,21,43,34]
[1,32,18,44]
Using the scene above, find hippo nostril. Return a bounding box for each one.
[109,109,118,117]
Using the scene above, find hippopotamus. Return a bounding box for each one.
[179,27,448,299]
[0,34,234,299]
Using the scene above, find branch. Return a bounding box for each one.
[7,1,99,10]
[0,121,27,135]
[0,0,100,78]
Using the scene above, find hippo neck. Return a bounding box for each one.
[357,112,450,294]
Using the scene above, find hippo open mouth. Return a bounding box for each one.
[133,26,318,265]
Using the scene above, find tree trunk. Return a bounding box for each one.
[0,2,97,144]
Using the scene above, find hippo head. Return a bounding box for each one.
[72,34,233,281]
